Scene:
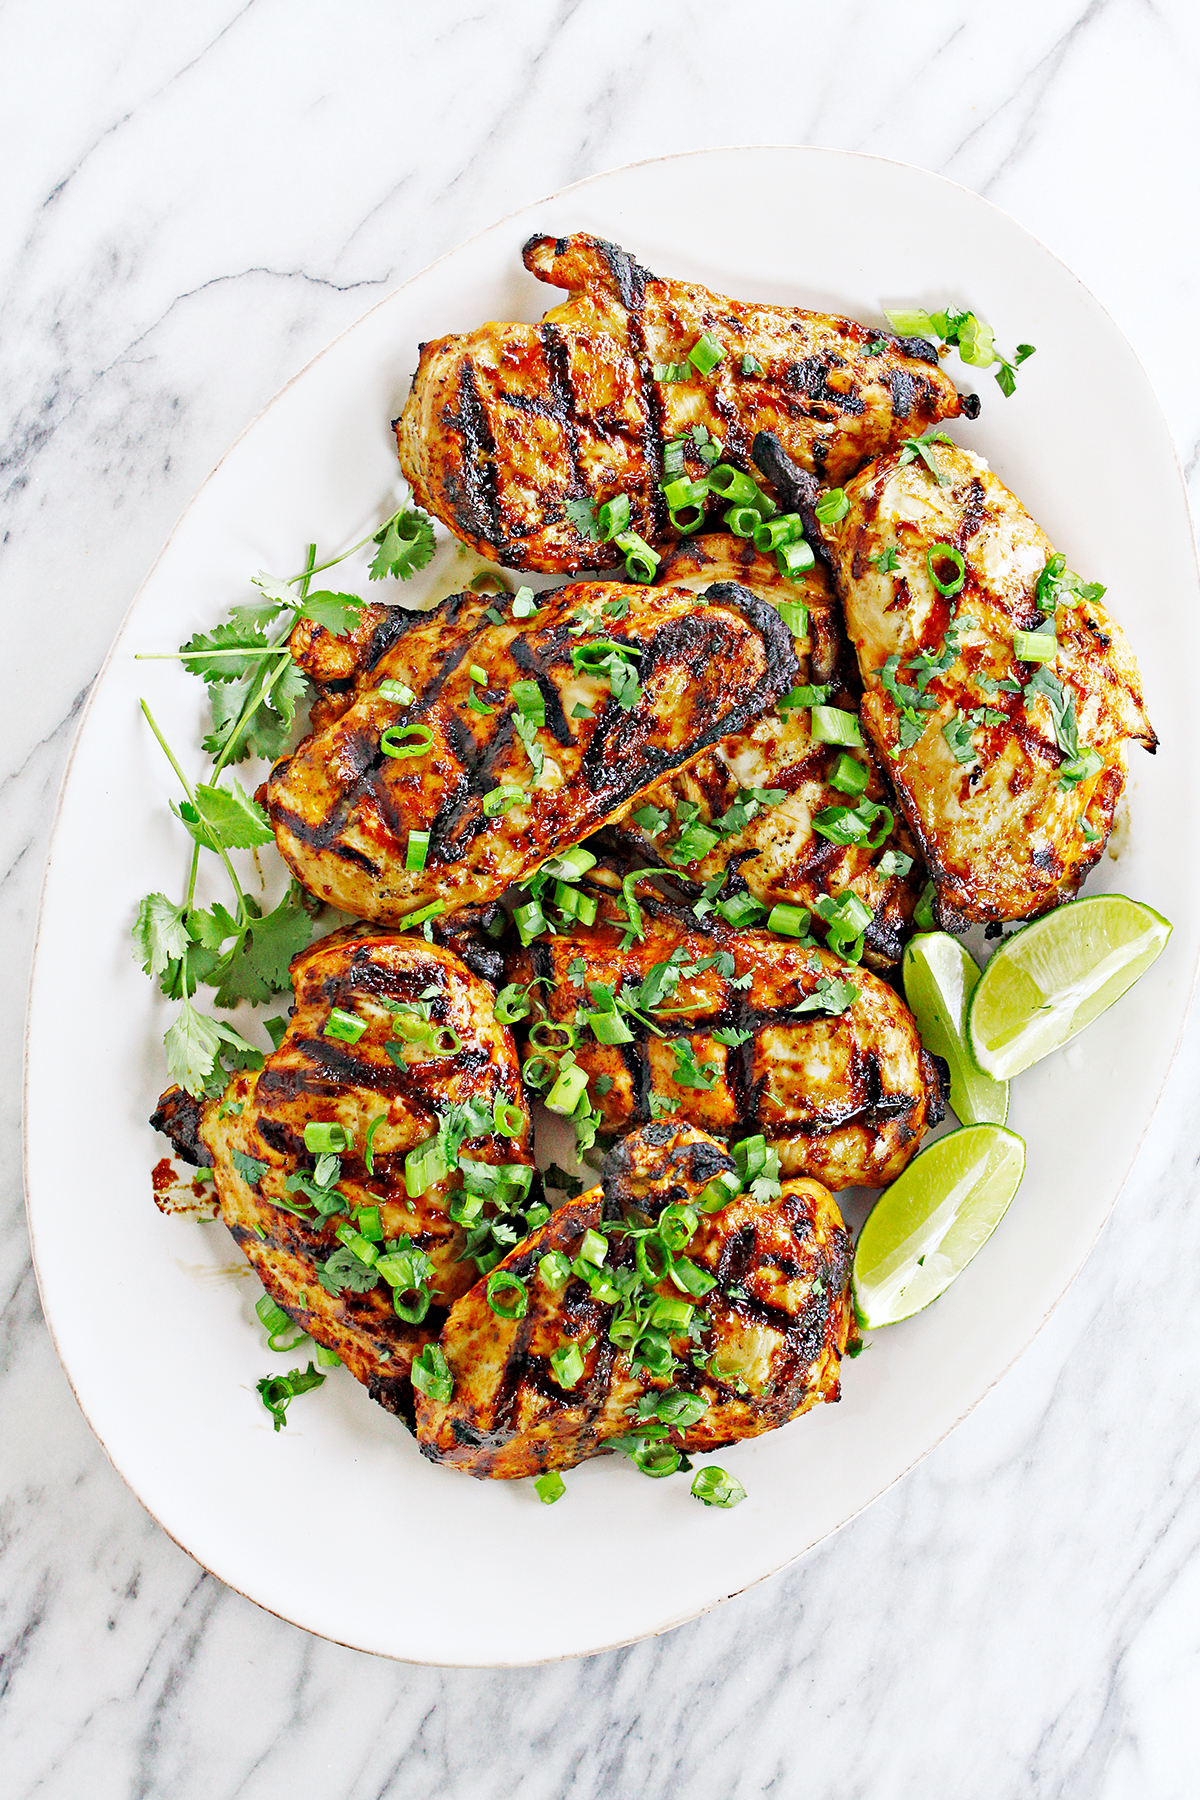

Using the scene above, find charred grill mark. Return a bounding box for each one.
[150,1088,213,1167]
[596,237,650,312]
[539,321,585,497]
[618,1033,652,1122]
[446,361,503,550]
[889,333,941,367]
[958,478,987,544]
[784,357,865,416]
[889,368,916,420]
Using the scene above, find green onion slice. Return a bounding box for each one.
[304,1121,350,1155]
[363,1112,386,1175]
[529,1019,577,1053]
[535,1470,566,1504]
[545,1064,589,1116]
[405,829,430,872]
[550,1341,586,1388]
[691,1465,747,1508]
[1013,628,1057,663]
[815,487,850,525]
[811,706,864,748]
[688,333,723,376]
[378,678,415,705]
[411,1343,453,1403]
[483,784,525,818]
[486,1268,529,1320]
[323,1007,366,1045]
[380,722,434,759]
[926,543,966,597]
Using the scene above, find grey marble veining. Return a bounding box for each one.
[5,1,1200,1794]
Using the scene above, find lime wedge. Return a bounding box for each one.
[852,1125,1025,1328]
[902,933,1009,1126]
[967,894,1171,1081]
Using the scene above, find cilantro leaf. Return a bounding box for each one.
[566,498,600,541]
[231,1149,268,1189]
[713,1026,751,1047]
[318,1248,380,1296]
[177,779,273,852]
[132,893,190,979]
[869,546,899,573]
[187,902,240,951]
[942,712,978,765]
[514,712,544,781]
[178,621,272,683]
[670,1039,720,1091]
[369,508,436,582]
[298,591,364,636]
[792,974,858,1017]
[897,428,955,486]
[212,886,312,1007]
[164,997,224,1095]
[1024,665,1078,758]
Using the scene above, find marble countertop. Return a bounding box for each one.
[6,1,1200,1793]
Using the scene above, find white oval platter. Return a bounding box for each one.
[24,148,1200,1664]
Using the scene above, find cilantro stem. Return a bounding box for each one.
[140,699,248,914]
[287,527,374,586]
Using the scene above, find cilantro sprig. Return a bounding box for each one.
[885,305,1036,397]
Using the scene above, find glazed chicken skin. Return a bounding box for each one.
[607,535,924,969]
[153,930,535,1409]
[395,231,978,573]
[267,579,797,924]
[505,893,946,1190]
[822,441,1156,926]
[416,1122,852,1479]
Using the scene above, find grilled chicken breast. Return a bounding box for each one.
[395,231,977,574]
[606,536,923,968]
[505,892,946,1190]
[153,929,534,1409]
[267,579,797,923]
[416,1121,852,1479]
[823,442,1156,926]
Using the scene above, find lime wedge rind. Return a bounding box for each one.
[902,932,1010,1127]
[968,896,1172,1080]
[852,1124,1026,1329]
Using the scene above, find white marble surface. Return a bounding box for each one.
[6,0,1200,1791]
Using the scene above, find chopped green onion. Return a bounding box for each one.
[635,1233,673,1285]
[754,513,806,553]
[742,352,764,376]
[397,901,445,931]
[380,722,434,759]
[777,539,816,580]
[363,1112,386,1174]
[256,1361,325,1431]
[1013,629,1057,663]
[778,683,831,713]
[411,1343,453,1403]
[811,706,863,747]
[486,1268,529,1320]
[691,1465,747,1508]
[657,1204,699,1252]
[356,1205,383,1241]
[815,487,849,525]
[334,1224,379,1266]
[927,543,966,596]
[378,678,415,705]
[767,903,811,938]
[545,1064,590,1116]
[829,752,868,796]
[649,1293,694,1334]
[469,663,489,686]
[535,1470,566,1504]
[578,1228,608,1267]
[494,983,534,1024]
[688,333,723,376]
[669,1256,716,1297]
[493,1097,524,1138]
[597,494,631,540]
[914,879,938,931]
[323,1007,366,1045]
[304,1121,350,1155]
[631,1329,675,1377]
[550,1341,586,1389]
[514,900,548,946]
[512,586,539,618]
[314,1343,341,1368]
[529,1019,577,1054]
[656,1388,709,1427]
[715,891,766,929]
[709,464,761,505]
[554,882,598,926]
[405,1138,448,1197]
[613,528,660,583]
[538,1251,572,1290]
[469,570,510,594]
[776,600,808,637]
[724,504,761,539]
[585,1009,634,1045]
[653,361,690,383]
[405,829,430,872]
[483,784,524,817]
[662,476,708,513]
[255,1293,307,1353]
[696,1169,742,1213]
[884,308,933,338]
[540,844,598,881]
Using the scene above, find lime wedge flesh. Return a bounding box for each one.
[968,894,1171,1081]
[902,933,1009,1126]
[852,1125,1025,1328]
